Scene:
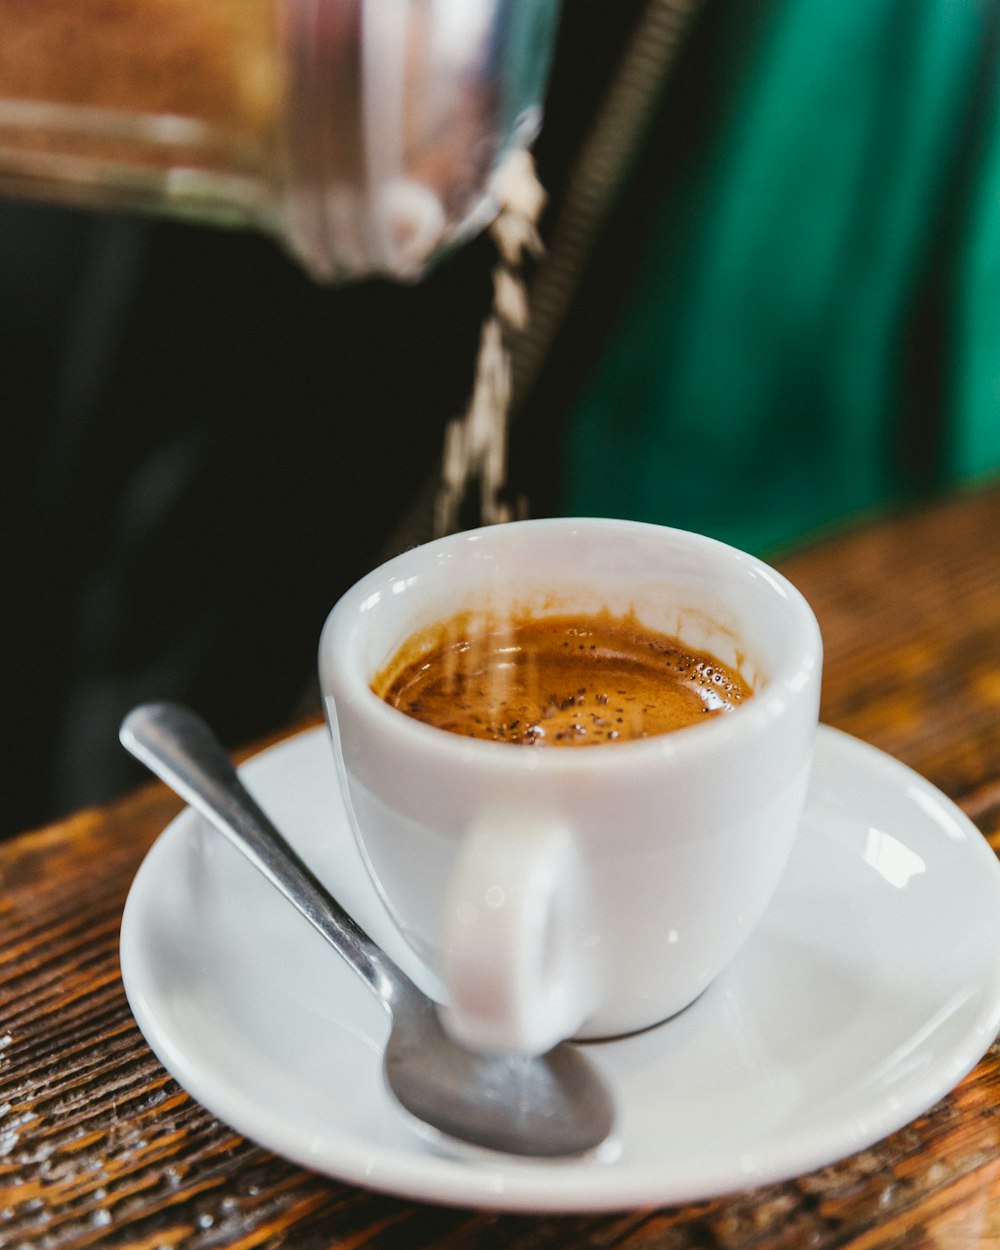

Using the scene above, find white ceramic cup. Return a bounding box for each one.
[319,518,822,1055]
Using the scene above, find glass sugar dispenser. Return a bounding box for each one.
[0,0,560,281]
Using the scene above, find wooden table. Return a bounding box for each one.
[5,485,1000,1249]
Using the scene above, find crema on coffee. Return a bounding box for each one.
[373,608,752,745]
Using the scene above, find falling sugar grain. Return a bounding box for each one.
[433,149,547,537]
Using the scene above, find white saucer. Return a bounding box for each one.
[120,725,1000,1213]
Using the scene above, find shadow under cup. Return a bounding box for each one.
[319,518,823,1048]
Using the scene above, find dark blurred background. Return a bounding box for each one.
[5,0,1000,837]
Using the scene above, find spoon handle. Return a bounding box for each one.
[120,701,411,1009]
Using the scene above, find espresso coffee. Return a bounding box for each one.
[373,609,753,746]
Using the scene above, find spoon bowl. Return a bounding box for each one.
[120,702,615,1158]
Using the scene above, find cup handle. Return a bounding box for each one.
[440,814,597,1055]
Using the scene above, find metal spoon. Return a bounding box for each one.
[120,702,615,1158]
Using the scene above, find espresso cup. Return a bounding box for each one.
[319,518,822,1055]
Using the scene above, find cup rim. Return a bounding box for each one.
[319,517,822,771]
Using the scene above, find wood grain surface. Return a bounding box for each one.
[4,485,1000,1249]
